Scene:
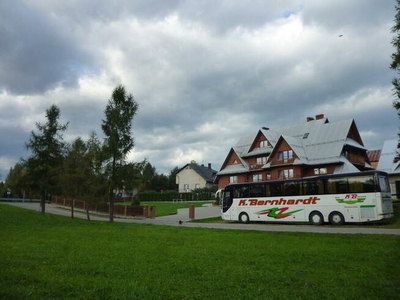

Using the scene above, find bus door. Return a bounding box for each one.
[378,174,394,218]
[222,187,233,219]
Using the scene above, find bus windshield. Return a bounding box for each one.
[378,175,390,193]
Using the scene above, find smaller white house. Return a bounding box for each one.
[377,139,400,199]
[176,163,217,193]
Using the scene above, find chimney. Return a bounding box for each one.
[315,114,324,120]
[262,127,269,130]
[208,163,211,169]
[306,117,314,122]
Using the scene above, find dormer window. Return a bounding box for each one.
[256,157,267,165]
[233,159,238,164]
[260,140,268,148]
[278,150,293,161]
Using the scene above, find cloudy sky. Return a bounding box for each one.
[0,0,398,180]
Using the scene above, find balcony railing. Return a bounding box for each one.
[345,153,365,164]
[249,164,264,170]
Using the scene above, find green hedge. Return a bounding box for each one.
[135,190,216,202]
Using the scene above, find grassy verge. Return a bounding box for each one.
[116,201,212,217]
[1,204,400,300]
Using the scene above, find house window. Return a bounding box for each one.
[266,173,271,180]
[232,159,238,164]
[195,184,200,189]
[230,176,238,183]
[314,168,327,175]
[259,140,268,148]
[256,157,267,165]
[279,169,294,179]
[184,184,189,191]
[278,150,293,161]
[253,174,262,182]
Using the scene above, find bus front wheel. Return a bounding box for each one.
[239,212,250,223]
[309,211,324,226]
[329,211,345,225]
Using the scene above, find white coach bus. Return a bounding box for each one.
[221,171,393,225]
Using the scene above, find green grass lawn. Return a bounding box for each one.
[116,201,212,217]
[1,204,399,300]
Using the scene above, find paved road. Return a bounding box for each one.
[5,202,400,235]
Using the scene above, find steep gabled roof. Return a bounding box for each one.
[281,135,308,163]
[264,135,308,166]
[377,139,400,174]
[219,117,367,174]
[261,129,280,147]
[334,155,361,173]
[178,163,218,183]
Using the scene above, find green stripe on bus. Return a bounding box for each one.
[360,205,375,208]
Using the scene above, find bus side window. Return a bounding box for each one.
[270,183,282,196]
[233,187,240,198]
[303,180,324,195]
[265,185,272,197]
[249,185,266,197]
[283,182,299,196]
[348,175,375,193]
[234,186,249,198]
[326,178,348,194]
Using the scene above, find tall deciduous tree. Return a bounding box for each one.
[391,0,400,117]
[83,132,107,221]
[102,85,138,222]
[62,137,87,218]
[168,166,180,191]
[25,104,68,214]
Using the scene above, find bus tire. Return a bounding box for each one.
[309,211,324,226]
[329,211,345,225]
[239,212,250,223]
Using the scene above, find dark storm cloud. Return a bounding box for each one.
[0,2,91,95]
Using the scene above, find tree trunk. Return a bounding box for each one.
[109,190,114,222]
[40,190,46,215]
[71,198,74,218]
[109,156,116,222]
[86,207,90,221]
[84,200,90,221]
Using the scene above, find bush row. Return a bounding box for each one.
[135,190,216,202]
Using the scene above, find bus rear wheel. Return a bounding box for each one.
[309,211,324,225]
[329,211,345,225]
[239,212,250,223]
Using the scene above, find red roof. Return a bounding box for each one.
[367,150,381,162]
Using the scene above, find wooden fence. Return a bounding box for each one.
[51,196,151,218]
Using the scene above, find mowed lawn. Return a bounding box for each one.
[1,204,399,300]
[116,201,213,217]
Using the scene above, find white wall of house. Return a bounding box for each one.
[176,166,207,193]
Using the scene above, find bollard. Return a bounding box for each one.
[150,205,156,219]
[143,205,149,218]
[189,205,195,220]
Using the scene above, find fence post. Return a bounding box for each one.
[189,205,195,220]
[143,205,148,218]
